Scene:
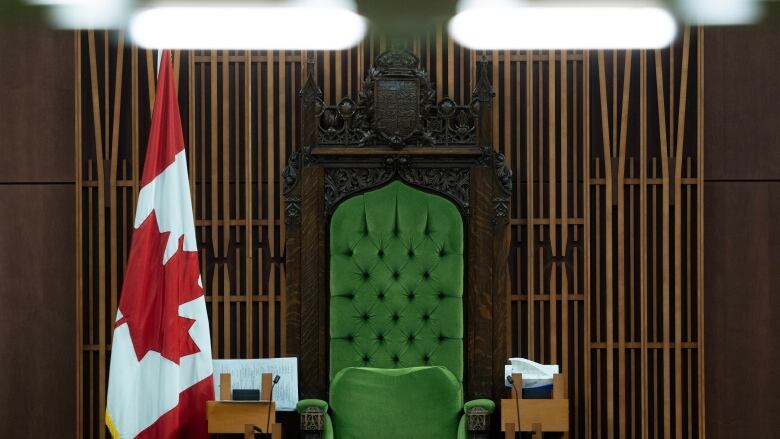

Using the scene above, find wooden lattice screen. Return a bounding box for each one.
[75,27,704,439]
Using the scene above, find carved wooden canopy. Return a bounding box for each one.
[283,47,512,409]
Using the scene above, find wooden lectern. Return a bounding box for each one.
[501,372,569,438]
[207,372,282,439]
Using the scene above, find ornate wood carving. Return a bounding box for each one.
[317,48,478,148]
[283,150,302,225]
[323,162,471,217]
[287,49,510,407]
[324,167,394,212]
[491,152,513,225]
[300,407,325,431]
[466,407,491,432]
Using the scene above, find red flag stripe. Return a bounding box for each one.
[135,376,214,439]
[140,50,185,187]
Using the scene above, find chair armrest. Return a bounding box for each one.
[464,399,495,414]
[297,399,329,414]
[296,399,332,439]
[464,399,495,434]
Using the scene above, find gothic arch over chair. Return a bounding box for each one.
[283,47,513,415]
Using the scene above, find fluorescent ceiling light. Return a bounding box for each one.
[129,2,367,49]
[449,1,677,49]
[678,0,760,25]
[27,0,92,4]
[47,0,130,28]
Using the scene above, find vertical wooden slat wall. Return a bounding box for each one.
[75,28,704,439]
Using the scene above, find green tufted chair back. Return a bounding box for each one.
[329,181,464,381]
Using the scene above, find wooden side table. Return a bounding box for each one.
[501,372,569,438]
[207,372,283,439]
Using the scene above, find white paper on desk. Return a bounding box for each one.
[505,358,559,389]
[212,358,298,411]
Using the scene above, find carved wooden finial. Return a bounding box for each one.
[473,52,494,102]
[300,53,322,103]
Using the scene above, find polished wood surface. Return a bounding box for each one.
[218,372,273,401]
[0,25,75,439]
[206,401,276,434]
[219,373,231,401]
[0,25,74,182]
[0,186,75,438]
[502,372,569,433]
[501,400,569,432]
[211,372,280,437]
[74,29,704,438]
[703,25,780,439]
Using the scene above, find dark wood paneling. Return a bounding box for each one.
[705,24,780,439]
[299,166,326,399]
[705,25,780,180]
[0,185,75,438]
[77,30,704,438]
[704,182,780,439]
[0,25,74,183]
[466,166,495,400]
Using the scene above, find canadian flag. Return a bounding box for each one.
[106,50,213,438]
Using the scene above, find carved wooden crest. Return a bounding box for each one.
[313,48,480,148]
[374,77,419,143]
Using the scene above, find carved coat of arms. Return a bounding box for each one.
[374,78,419,144]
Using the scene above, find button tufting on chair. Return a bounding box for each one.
[329,181,464,381]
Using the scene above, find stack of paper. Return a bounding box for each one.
[504,357,559,389]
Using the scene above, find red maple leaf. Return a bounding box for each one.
[116,212,203,364]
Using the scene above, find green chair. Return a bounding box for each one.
[296,181,494,439]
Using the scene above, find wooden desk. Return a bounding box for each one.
[207,372,282,439]
[501,373,569,438]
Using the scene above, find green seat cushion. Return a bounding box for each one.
[329,181,464,381]
[330,366,463,439]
